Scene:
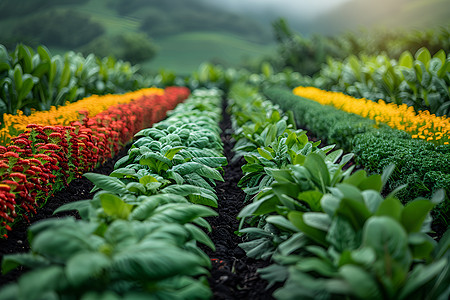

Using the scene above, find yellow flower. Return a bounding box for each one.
[293,87,450,146]
[0,87,164,145]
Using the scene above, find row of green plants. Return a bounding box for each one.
[268,19,449,77]
[0,88,227,299]
[0,43,151,121]
[306,47,450,116]
[263,87,450,229]
[228,83,450,300]
[0,87,189,238]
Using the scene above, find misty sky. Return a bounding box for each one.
[208,0,352,20]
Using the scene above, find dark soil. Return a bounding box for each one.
[202,101,279,300]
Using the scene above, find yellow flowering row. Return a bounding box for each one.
[0,87,164,145]
[293,86,450,146]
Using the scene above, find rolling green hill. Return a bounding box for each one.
[143,32,276,75]
[312,0,450,34]
[0,0,274,74]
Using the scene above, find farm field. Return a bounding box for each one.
[0,1,449,299]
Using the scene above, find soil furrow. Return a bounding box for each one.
[203,99,277,299]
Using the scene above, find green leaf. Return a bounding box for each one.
[399,51,414,68]
[359,174,382,192]
[66,252,110,286]
[398,259,448,300]
[18,75,34,102]
[326,216,359,252]
[126,182,146,194]
[288,211,328,246]
[2,253,49,274]
[304,153,330,191]
[362,190,384,214]
[381,164,395,190]
[112,244,204,280]
[161,184,218,208]
[339,265,382,299]
[173,162,223,181]
[99,193,133,219]
[110,168,138,179]
[84,173,128,194]
[297,190,323,212]
[302,212,331,231]
[17,266,64,300]
[363,216,411,269]
[164,146,185,159]
[415,47,431,68]
[53,199,92,219]
[258,147,274,160]
[401,199,434,233]
[266,215,301,232]
[184,223,215,250]
[375,196,403,221]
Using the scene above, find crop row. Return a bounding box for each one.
[264,87,450,227]
[308,47,450,117]
[0,87,189,238]
[228,83,449,299]
[0,88,226,299]
[0,43,151,119]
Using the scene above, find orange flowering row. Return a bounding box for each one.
[0,86,190,238]
[0,87,165,146]
[293,86,450,146]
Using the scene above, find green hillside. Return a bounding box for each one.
[143,32,276,75]
[0,0,273,74]
[312,0,450,34]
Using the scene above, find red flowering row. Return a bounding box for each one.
[0,86,190,237]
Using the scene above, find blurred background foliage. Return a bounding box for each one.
[1,0,448,75]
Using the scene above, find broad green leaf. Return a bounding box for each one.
[18,75,34,102]
[17,266,64,300]
[337,193,372,230]
[304,153,330,191]
[238,194,279,218]
[53,199,92,220]
[266,215,301,232]
[161,184,218,207]
[258,147,274,160]
[126,182,146,194]
[164,146,185,159]
[343,170,367,187]
[359,174,382,192]
[362,190,384,214]
[297,190,323,212]
[99,193,133,219]
[375,196,403,221]
[399,51,414,68]
[2,253,49,274]
[66,252,110,286]
[326,216,359,252]
[339,265,382,300]
[173,162,223,181]
[288,211,328,246]
[277,232,308,256]
[110,168,138,179]
[84,173,128,194]
[303,212,331,231]
[415,47,431,68]
[296,257,338,277]
[184,223,215,250]
[112,245,204,280]
[401,199,434,233]
[363,216,411,269]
